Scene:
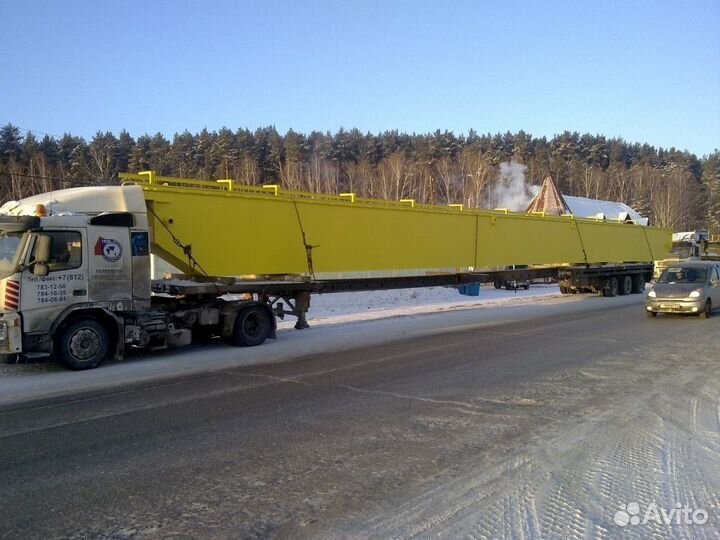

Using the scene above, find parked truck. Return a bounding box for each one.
[0,172,671,370]
[653,230,720,279]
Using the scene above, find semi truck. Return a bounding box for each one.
[0,172,671,370]
[653,230,720,279]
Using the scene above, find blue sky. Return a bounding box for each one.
[1,0,718,156]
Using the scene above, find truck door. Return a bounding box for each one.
[20,229,88,334]
[87,228,133,304]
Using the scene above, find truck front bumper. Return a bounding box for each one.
[645,298,704,314]
[0,312,23,356]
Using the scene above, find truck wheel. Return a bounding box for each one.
[700,300,712,319]
[57,319,110,370]
[231,306,272,346]
[559,285,569,294]
[631,275,645,294]
[603,277,619,297]
[619,276,632,295]
[493,280,502,289]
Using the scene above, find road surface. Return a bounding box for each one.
[0,296,718,539]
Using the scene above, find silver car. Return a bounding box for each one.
[646,261,720,318]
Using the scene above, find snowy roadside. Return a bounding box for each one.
[278,283,562,328]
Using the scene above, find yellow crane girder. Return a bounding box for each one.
[120,172,672,277]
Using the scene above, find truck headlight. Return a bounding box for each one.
[689,290,701,298]
[647,290,656,298]
[0,321,7,343]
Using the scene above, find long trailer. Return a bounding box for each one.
[0,172,671,370]
[156,262,654,329]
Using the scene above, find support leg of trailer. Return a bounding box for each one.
[293,291,311,330]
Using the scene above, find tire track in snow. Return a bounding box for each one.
[313,345,720,540]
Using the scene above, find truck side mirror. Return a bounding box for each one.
[29,235,52,276]
[33,263,49,277]
[35,235,52,265]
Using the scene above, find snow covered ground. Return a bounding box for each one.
[313,319,720,540]
[278,282,561,328]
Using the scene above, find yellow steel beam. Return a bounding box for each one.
[120,172,672,277]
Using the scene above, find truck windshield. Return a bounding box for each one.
[658,266,707,284]
[0,231,26,279]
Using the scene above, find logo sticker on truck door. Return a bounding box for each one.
[95,237,123,262]
[88,231,131,299]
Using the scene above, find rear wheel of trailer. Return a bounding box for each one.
[631,274,645,294]
[602,276,619,297]
[618,275,632,295]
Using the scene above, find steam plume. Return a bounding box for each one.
[488,161,539,211]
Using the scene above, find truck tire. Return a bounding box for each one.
[57,319,110,370]
[631,274,645,294]
[619,275,632,295]
[603,277,619,297]
[559,285,569,294]
[231,306,272,347]
[493,280,502,289]
[700,300,712,319]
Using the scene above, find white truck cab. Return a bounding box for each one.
[0,186,152,367]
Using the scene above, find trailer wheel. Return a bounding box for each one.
[559,285,569,294]
[619,275,632,296]
[700,300,712,319]
[631,274,645,294]
[57,319,110,370]
[603,277,619,297]
[493,280,502,289]
[231,306,272,346]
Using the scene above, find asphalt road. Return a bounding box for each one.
[1,297,718,539]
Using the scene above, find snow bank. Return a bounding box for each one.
[279,283,561,328]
